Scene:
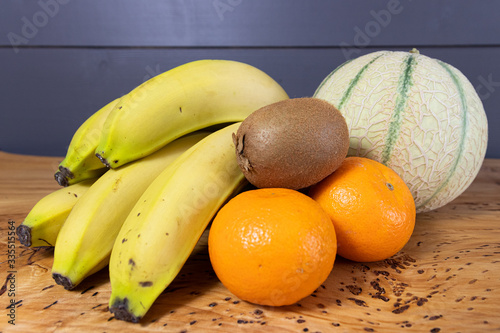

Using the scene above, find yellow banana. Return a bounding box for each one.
[51,132,209,290]
[55,98,120,186]
[108,123,246,322]
[16,179,95,247]
[95,60,288,169]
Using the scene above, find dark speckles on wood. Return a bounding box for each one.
[392,304,410,314]
[372,294,390,302]
[373,270,390,277]
[43,300,58,310]
[254,309,263,316]
[370,280,385,294]
[81,286,95,294]
[347,285,362,295]
[10,300,22,308]
[417,298,428,306]
[348,298,368,307]
[428,315,443,321]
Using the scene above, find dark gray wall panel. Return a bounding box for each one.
[1,47,498,158]
[1,1,498,158]
[1,0,500,48]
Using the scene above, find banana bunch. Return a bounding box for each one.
[51,132,209,290]
[16,59,287,323]
[95,59,288,168]
[55,59,287,182]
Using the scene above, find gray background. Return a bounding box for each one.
[1,0,499,158]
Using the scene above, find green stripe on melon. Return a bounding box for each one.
[382,53,417,165]
[314,49,488,213]
[337,53,388,110]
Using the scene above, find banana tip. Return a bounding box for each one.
[54,171,69,187]
[95,153,111,168]
[16,224,32,247]
[55,166,74,187]
[52,273,75,290]
[109,297,142,323]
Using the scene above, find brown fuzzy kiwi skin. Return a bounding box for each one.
[233,97,349,190]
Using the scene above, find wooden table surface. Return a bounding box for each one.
[1,151,499,332]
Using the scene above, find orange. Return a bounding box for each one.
[208,188,337,306]
[308,156,416,263]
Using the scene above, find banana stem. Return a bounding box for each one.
[109,298,141,323]
[16,225,32,247]
[52,273,75,290]
[54,167,73,187]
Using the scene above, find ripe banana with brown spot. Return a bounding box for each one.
[95,59,288,169]
[55,98,120,186]
[16,179,96,247]
[51,132,209,290]
[108,123,246,323]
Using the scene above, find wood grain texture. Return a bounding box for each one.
[1,151,500,332]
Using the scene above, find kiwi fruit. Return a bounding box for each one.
[233,97,349,190]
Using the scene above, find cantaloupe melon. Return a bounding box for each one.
[314,49,488,213]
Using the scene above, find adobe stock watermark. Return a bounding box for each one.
[340,0,410,60]
[213,0,243,21]
[475,73,500,101]
[143,64,162,82]
[122,63,164,110]
[177,157,242,221]
[7,0,72,54]
[6,220,18,326]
